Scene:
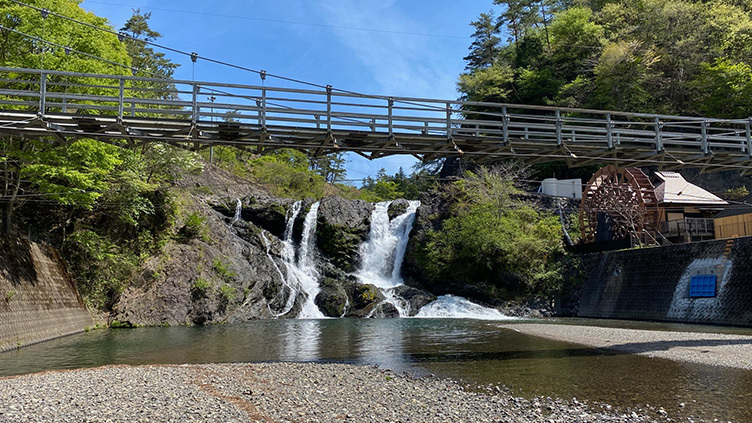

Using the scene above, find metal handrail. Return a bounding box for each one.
[0,67,750,169]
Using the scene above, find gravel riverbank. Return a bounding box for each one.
[501,323,752,370]
[0,362,661,423]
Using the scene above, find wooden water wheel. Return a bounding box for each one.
[579,165,660,244]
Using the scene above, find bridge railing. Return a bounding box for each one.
[0,67,750,164]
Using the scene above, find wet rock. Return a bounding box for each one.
[211,196,292,238]
[392,285,437,316]
[344,283,385,317]
[371,302,400,318]
[316,196,373,271]
[315,280,348,318]
[387,199,409,220]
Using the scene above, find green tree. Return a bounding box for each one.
[120,9,177,79]
[464,11,502,70]
[309,152,347,184]
[691,59,752,118]
[417,167,564,298]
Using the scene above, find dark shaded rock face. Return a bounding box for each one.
[392,285,437,316]
[387,199,409,220]
[211,196,292,238]
[316,196,373,272]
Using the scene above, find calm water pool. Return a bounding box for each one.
[2,318,751,421]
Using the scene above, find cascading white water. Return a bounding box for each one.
[356,201,420,316]
[257,201,324,319]
[230,198,242,226]
[259,230,297,316]
[414,295,516,320]
[290,202,324,318]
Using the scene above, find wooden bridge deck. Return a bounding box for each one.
[0,67,751,172]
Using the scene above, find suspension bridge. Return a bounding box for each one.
[0,66,751,173]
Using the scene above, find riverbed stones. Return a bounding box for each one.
[0,363,662,422]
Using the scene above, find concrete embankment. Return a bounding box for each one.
[0,237,93,352]
[0,362,658,422]
[502,323,752,370]
[578,236,752,327]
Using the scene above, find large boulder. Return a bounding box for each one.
[344,283,384,317]
[387,199,409,220]
[316,196,374,271]
[314,279,349,317]
[392,285,437,316]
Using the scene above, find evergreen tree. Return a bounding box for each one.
[464,11,502,70]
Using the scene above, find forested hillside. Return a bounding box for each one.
[460,0,752,118]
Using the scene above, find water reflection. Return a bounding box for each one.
[280,319,322,361]
[1,318,752,421]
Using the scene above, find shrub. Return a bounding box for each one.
[219,284,237,302]
[212,257,236,280]
[181,212,210,242]
[192,278,211,299]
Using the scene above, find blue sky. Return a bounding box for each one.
[78,0,489,183]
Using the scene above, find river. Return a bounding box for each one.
[2,317,752,421]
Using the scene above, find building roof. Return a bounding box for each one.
[714,203,752,219]
[654,171,727,206]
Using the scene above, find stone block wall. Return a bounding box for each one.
[0,237,93,352]
[578,237,752,326]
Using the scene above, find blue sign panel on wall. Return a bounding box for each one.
[689,275,717,298]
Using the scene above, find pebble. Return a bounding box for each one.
[0,362,669,422]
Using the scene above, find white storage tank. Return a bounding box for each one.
[541,178,582,199]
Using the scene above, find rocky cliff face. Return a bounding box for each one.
[111,165,436,325]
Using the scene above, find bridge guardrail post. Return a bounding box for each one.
[555,110,562,145]
[701,120,708,155]
[746,118,751,158]
[389,97,395,139]
[192,83,199,125]
[326,85,332,135]
[118,78,125,122]
[38,72,46,117]
[606,113,614,149]
[655,117,664,152]
[446,102,452,141]
[502,106,509,144]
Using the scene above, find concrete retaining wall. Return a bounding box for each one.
[0,237,93,352]
[578,236,752,326]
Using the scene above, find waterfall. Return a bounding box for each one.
[258,201,324,319]
[230,198,242,226]
[356,201,420,316]
[259,231,297,316]
[282,201,324,318]
[290,202,324,319]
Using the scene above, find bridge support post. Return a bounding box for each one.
[191,84,199,125]
[445,102,452,141]
[502,106,509,145]
[326,85,332,137]
[654,117,664,152]
[606,113,614,149]
[118,78,124,122]
[388,97,395,140]
[38,72,46,117]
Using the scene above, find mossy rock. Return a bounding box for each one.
[315,286,348,317]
